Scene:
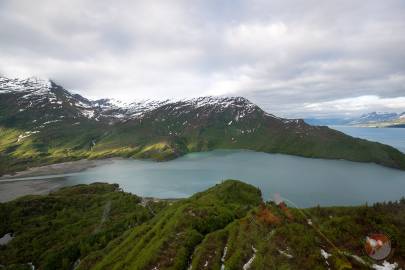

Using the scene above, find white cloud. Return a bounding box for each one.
[305,95,405,115]
[0,0,404,117]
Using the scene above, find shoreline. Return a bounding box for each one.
[0,177,182,203]
[0,178,66,203]
[0,158,117,203]
[0,158,118,181]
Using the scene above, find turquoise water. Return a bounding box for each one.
[6,149,405,207]
[330,126,405,153]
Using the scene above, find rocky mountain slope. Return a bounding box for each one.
[1,76,405,175]
[0,181,404,269]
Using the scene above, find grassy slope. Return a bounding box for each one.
[1,116,405,177]
[0,183,168,270]
[85,180,262,270]
[191,202,405,269]
[1,181,404,270]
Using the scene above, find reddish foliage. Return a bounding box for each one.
[278,202,294,220]
[256,203,281,225]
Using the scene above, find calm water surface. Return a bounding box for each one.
[4,149,405,207]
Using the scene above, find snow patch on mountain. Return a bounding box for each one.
[0,77,51,93]
[242,246,257,270]
[17,131,40,142]
[0,76,298,126]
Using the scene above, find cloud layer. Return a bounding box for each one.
[1,0,405,117]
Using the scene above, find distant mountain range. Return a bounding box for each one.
[1,76,405,174]
[305,112,405,127]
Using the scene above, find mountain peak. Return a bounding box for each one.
[0,76,256,113]
[0,76,51,94]
[0,76,265,124]
[173,96,257,112]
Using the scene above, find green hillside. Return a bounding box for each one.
[0,181,404,269]
[1,77,405,176]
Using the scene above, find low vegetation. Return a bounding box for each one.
[0,180,404,269]
[0,183,168,270]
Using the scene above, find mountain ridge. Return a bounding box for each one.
[0,76,282,124]
[1,76,405,174]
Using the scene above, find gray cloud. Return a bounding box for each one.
[1,0,404,117]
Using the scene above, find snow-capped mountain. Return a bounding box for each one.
[0,76,94,120]
[92,98,171,120]
[0,75,311,155]
[305,112,405,127]
[0,77,52,94]
[0,76,165,122]
[0,76,278,125]
[349,112,401,125]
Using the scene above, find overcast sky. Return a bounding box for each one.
[1,0,405,117]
